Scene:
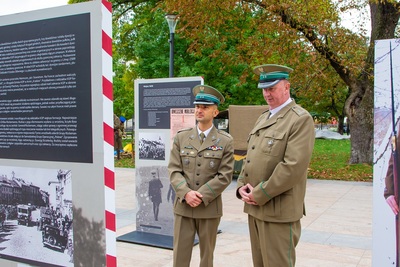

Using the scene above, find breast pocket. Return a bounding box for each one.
[180,149,197,170]
[203,151,223,170]
[262,131,286,156]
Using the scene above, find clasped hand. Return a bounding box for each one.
[238,183,258,205]
[185,190,203,207]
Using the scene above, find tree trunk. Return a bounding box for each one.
[339,0,399,164]
[345,79,374,163]
[345,0,400,164]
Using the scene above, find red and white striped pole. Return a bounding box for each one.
[101,1,116,266]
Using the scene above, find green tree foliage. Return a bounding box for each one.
[159,0,400,164]
[111,1,266,112]
[71,0,400,164]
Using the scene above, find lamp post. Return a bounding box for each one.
[165,14,179,78]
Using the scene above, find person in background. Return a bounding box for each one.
[236,64,315,266]
[168,85,234,267]
[148,169,163,221]
[114,114,126,160]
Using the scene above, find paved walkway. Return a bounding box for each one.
[115,168,372,267]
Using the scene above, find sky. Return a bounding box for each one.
[0,0,68,16]
[0,0,371,36]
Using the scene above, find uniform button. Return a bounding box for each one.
[196,182,200,186]
[252,145,255,149]
[247,160,250,163]
[198,154,202,157]
[256,132,259,136]
[196,173,200,176]
[197,163,201,166]
[245,173,248,177]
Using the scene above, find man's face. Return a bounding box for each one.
[262,80,290,109]
[195,104,219,124]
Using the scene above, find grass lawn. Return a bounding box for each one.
[114,138,135,169]
[308,139,372,182]
[114,138,373,182]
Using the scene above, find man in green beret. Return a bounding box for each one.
[236,64,315,266]
[168,85,234,267]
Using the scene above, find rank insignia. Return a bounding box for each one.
[207,145,223,151]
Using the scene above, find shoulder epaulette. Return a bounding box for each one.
[218,130,233,139]
[291,105,307,116]
[177,127,193,133]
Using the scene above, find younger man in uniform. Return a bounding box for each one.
[168,85,234,267]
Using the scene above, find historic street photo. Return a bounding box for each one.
[0,166,73,267]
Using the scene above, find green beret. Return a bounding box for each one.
[193,85,225,105]
[253,64,293,89]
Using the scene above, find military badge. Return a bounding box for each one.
[209,160,215,168]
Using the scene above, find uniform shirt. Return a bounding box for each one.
[237,100,315,223]
[169,126,234,219]
[269,98,292,118]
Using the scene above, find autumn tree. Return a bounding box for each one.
[77,0,400,164]
[110,0,349,114]
[153,0,400,164]
[111,0,269,112]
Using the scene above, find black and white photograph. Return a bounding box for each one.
[138,132,166,161]
[135,166,174,236]
[0,166,73,267]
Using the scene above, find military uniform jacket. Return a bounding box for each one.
[236,100,315,223]
[168,126,234,219]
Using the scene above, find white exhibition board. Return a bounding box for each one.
[373,38,400,266]
[0,1,115,266]
[125,77,202,248]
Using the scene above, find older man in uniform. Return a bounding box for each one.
[168,85,234,267]
[236,64,315,266]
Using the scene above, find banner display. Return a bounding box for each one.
[118,77,202,248]
[0,12,92,163]
[0,1,115,266]
[373,38,400,266]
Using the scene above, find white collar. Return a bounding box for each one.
[197,125,213,137]
[269,98,292,117]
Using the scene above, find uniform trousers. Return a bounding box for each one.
[173,214,220,267]
[248,215,301,267]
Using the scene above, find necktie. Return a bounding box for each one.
[200,132,205,144]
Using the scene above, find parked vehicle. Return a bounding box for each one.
[216,105,269,178]
[42,224,68,252]
[17,204,34,226]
